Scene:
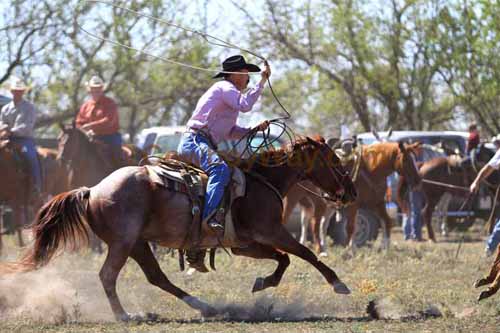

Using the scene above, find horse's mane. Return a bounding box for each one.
[164,137,321,173]
[230,137,318,171]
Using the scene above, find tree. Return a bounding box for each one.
[232,0,456,132]
[434,0,500,135]
[2,0,220,140]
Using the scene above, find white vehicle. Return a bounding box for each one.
[135,126,234,155]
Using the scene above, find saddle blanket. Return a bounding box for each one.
[144,162,246,247]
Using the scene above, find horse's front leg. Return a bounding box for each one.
[372,203,392,249]
[232,243,290,292]
[257,223,351,295]
[344,204,358,249]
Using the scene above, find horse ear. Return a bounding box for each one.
[306,137,317,145]
[398,141,406,152]
[371,129,381,142]
[387,127,393,139]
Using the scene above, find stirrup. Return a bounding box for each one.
[208,220,224,231]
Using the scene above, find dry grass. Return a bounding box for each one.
[1,226,500,332]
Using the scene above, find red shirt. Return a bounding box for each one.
[467,131,480,153]
[76,96,119,135]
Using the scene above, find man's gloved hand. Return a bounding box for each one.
[256,120,270,131]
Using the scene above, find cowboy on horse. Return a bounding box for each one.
[0,77,42,194]
[76,76,122,163]
[178,55,271,232]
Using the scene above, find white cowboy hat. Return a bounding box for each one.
[9,77,28,91]
[86,75,105,89]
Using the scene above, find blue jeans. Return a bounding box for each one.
[11,137,42,192]
[95,133,122,147]
[403,189,424,240]
[487,219,500,252]
[177,132,231,221]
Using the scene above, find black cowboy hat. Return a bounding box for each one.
[213,55,261,79]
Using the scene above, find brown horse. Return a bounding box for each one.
[37,147,70,197]
[283,181,336,256]
[397,144,500,241]
[344,142,421,249]
[0,140,41,249]
[0,145,71,250]
[475,247,500,301]
[57,126,146,188]
[4,137,356,321]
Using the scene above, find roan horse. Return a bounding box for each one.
[3,137,356,321]
[343,142,421,249]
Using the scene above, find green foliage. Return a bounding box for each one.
[2,0,499,138]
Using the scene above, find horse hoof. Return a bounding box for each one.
[252,277,265,293]
[478,290,493,302]
[118,313,131,322]
[474,278,488,288]
[333,280,351,295]
[319,252,328,257]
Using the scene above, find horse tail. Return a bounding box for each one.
[0,187,91,274]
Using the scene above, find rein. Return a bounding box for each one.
[296,183,340,204]
[245,171,284,211]
[421,179,470,192]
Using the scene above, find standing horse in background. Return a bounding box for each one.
[397,144,500,241]
[37,147,70,197]
[283,181,336,256]
[3,137,356,321]
[344,142,421,249]
[0,140,41,249]
[57,126,147,253]
[57,125,146,188]
[0,145,71,250]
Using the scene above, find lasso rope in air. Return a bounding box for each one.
[78,0,293,155]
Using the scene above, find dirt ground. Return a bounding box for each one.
[0,226,500,333]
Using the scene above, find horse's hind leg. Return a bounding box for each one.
[99,240,136,321]
[373,203,392,249]
[232,243,290,292]
[129,241,217,317]
[259,224,350,295]
[478,269,500,301]
[422,200,437,242]
[475,245,500,289]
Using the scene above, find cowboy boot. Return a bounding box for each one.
[207,207,225,234]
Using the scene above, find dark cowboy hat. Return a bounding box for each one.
[213,55,261,79]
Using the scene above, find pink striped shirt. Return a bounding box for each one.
[186,80,264,144]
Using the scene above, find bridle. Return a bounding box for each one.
[297,142,351,204]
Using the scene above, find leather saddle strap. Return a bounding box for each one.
[179,167,203,249]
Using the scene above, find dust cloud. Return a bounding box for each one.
[0,255,113,324]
